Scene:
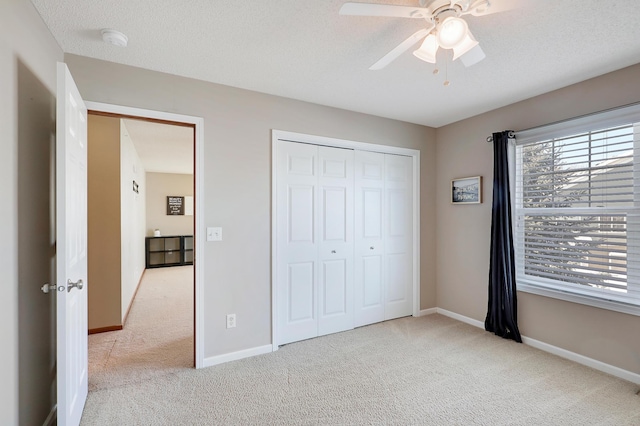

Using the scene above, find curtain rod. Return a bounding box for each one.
[486,130,515,143]
[485,100,640,143]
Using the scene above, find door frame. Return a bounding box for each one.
[271,129,421,351]
[85,101,205,368]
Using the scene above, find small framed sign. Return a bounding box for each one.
[167,196,185,215]
[451,176,482,204]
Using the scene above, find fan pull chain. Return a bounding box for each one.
[443,50,451,86]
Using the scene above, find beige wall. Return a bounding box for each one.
[146,172,194,237]
[436,63,640,374]
[66,54,438,358]
[0,0,63,423]
[88,114,122,330]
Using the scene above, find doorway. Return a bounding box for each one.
[84,102,205,376]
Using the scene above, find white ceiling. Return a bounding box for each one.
[32,0,640,128]
[122,119,194,175]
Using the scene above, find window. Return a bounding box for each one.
[514,104,640,315]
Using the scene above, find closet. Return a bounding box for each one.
[275,139,414,346]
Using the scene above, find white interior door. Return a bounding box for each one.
[354,151,385,327]
[56,62,88,426]
[276,142,319,345]
[384,154,413,320]
[317,147,354,336]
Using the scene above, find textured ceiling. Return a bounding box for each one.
[31,0,640,127]
[122,119,193,175]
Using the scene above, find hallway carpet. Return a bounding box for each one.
[87,265,193,392]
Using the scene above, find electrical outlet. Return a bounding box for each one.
[226,313,236,329]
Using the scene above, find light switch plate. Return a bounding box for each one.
[207,227,222,241]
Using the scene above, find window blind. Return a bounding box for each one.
[514,111,640,312]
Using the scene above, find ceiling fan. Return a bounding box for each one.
[339,0,517,70]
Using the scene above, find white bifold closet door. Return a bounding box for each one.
[276,141,354,345]
[354,151,413,327]
[276,140,412,346]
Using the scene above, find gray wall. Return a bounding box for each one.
[436,63,640,374]
[17,60,57,426]
[65,54,438,359]
[0,1,63,424]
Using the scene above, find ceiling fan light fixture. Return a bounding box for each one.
[413,34,438,63]
[452,31,479,61]
[436,16,468,49]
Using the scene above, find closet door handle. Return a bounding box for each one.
[370,246,375,250]
[331,250,336,254]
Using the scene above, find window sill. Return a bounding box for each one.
[517,282,640,317]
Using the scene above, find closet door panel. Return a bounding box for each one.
[354,151,385,327]
[318,146,354,336]
[321,259,347,315]
[288,262,315,322]
[362,255,383,307]
[277,142,319,345]
[384,154,413,320]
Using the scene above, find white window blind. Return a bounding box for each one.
[514,104,640,314]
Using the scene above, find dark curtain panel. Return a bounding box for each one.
[485,131,522,342]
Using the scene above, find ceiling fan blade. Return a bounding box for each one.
[461,0,533,16]
[460,44,485,67]
[339,2,429,19]
[369,27,432,70]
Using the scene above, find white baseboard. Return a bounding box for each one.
[522,336,640,385]
[435,308,640,385]
[42,405,56,426]
[436,308,485,328]
[202,344,273,368]
[416,308,437,317]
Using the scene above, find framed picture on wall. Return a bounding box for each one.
[451,176,482,204]
[167,196,185,215]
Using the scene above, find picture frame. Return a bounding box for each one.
[451,176,482,204]
[167,196,185,215]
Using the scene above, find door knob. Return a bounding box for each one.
[370,246,375,250]
[331,250,336,254]
[67,279,84,292]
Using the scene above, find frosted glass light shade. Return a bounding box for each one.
[413,34,438,63]
[459,44,486,67]
[436,17,468,49]
[452,32,479,61]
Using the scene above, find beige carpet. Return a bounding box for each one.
[83,269,640,425]
[87,265,193,392]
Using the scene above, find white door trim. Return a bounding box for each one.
[271,129,421,351]
[84,101,205,369]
